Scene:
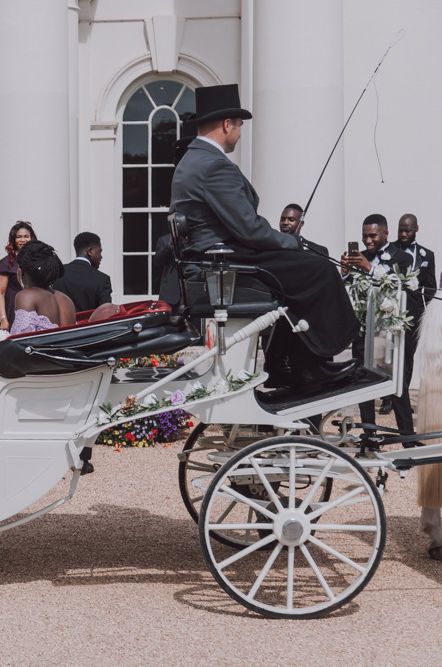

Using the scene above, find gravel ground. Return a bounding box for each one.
[0,413,441,667]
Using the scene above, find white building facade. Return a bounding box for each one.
[1,0,442,302]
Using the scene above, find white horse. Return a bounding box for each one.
[416,292,442,560]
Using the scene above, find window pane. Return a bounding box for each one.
[175,87,196,117]
[151,167,174,207]
[152,212,169,249]
[123,255,149,295]
[123,88,153,121]
[123,125,148,164]
[152,109,177,164]
[123,168,148,207]
[147,80,182,107]
[123,213,149,252]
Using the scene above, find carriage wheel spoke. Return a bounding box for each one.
[300,544,335,601]
[220,485,276,519]
[248,543,283,600]
[313,523,377,532]
[190,494,204,506]
[250,456,284,511]
[287,545,295,609]
[218,533,277,570]
[187,461,216,473]
[215,500,237,524]
[308,485,366,520]
[298,458,334,511]
[208,522,271,531]
[308,534,367,574]
[288,447,296,509]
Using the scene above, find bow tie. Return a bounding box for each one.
[367,250,387,261]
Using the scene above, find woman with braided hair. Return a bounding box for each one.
[10,240,75,334]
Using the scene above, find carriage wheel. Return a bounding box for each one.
[199,435,386,619]
[178,424,332,549]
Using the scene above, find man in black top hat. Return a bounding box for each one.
[170,84,359,391]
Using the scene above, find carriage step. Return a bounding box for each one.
[255,367,389,413]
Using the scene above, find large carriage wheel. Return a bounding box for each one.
[199,435,386,619]
[178,423,332,549]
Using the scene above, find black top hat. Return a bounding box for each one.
[193,84,252,123]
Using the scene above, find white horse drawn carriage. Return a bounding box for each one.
[1,214,441,619]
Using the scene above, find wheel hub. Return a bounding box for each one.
[273,510,311,546]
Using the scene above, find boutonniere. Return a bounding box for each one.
[421,260,428,268]
[380,252,391,261]
[419,248,426,257]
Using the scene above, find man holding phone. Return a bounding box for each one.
[341,214,419,448]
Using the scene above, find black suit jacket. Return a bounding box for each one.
[171,138,299,254]
[392,240,436,314]
[361,243,416,317]
[54,259,112,312]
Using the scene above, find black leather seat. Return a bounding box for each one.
[168,212,280,317]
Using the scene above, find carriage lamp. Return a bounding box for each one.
[204,244,236,355]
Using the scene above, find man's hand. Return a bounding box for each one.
[340,252,352,276]
[346,251,372,274]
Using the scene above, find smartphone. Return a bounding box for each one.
[347,241,359,256]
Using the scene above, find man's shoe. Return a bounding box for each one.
[80,461,94,475]
[428,545,442,561]
[402,440,425,449]
[263,371,293,388]
[296,360,358,391]
[323,358,360,372]
[379,397,393,414]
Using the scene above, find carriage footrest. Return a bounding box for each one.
[255,367,389,414]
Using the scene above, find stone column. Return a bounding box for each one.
[252,0,344,257]
[0,0,71,259]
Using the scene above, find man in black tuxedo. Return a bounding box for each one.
[54,232,112,475]
[54,232,112,313]
[380,214,437,414]
[342,213,418,447]
[170,84,359,392]
[394,213,436,379]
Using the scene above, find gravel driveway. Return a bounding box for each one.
[0,436,441,667]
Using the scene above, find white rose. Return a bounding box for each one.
[97,413,109,425]
[143,393,158,407]
[191,381,204,392]
[407,276,419,291]
[419,248,426,257]
[373,264,389,279]
[379,297,395,313]
[237,370,252,382]
[380,252,391,261]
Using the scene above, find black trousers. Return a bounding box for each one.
[353,332,415,442]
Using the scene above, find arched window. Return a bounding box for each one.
[121,80,195,296]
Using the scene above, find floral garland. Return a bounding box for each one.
[97,371,258,427]
[116,353,183,369]
[347,263,419,333]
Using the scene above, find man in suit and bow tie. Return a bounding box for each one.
[379,214,437,414]
[342,213,419,446]
[54,232,112,313]
[394,213,436,380]
[170,84,359,392]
